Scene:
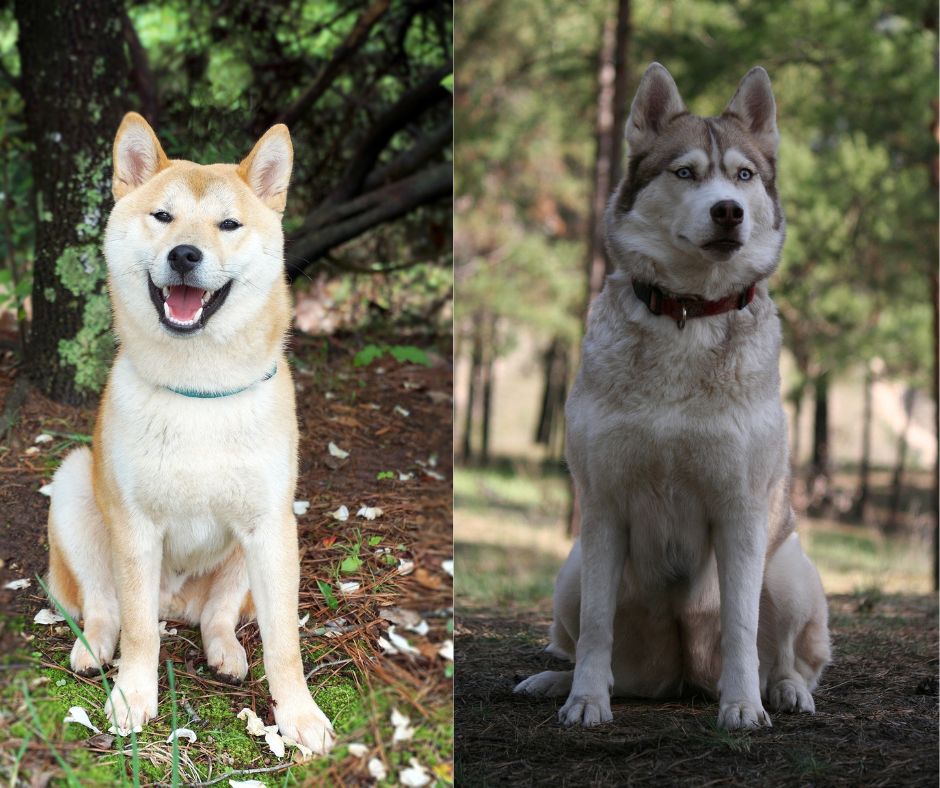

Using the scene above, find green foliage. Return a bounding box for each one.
[353,343,432,367]
[316,578,338,609]
[376,470,395,480]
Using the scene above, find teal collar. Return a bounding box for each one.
[164,363,278,399]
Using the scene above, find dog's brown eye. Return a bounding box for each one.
[738,168,754,181]
[219,219,241,231]
[151,210,173,223]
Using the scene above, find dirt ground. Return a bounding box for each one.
[0,329,454,785]
[455,594,939,787]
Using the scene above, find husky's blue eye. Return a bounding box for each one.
[675,167,693,179]
[151,211,172,223]
[219,219,241,231]
[738,168,754,181]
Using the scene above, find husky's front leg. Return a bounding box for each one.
[105,518,162,733]
[243,513,335,754]
[558,499,626,727]
[713,502,772,730]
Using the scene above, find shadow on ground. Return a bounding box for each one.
[456,594,939,787]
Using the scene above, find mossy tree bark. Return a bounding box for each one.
[15,0,129,404]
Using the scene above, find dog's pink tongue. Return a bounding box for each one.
[166,285,204,321]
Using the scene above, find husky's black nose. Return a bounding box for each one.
[167,244,203,274]
[710,200,744,228]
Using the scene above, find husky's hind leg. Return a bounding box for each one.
[199,548,251,683]
[759,533,831,713]
[47,448,120,676]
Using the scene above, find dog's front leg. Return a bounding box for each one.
[243,513,335,754]
[713,503,771,730]
[104,518,162,734]
[558,500,626,727]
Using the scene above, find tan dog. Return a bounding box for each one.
[45,113,334,753]
[516,64,830,731]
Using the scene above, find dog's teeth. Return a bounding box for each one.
[201,291,211,305]
[162,287,170,299]
[163,301,171,319]
[192,306,203,323]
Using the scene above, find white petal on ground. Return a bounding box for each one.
[423,469,446,481]
[34,433,53,444]
[328,441,349,458]
[34,609,65,625]
[348,742,369,758]
[166,727,197,744]
[378,636,398,655]
[24,446,39,456]
[441,559,454,577]
[393,405,410,417]
[228,781,266,788]
[387,626,421,657]
[38,483,54,497]
[63,706,102,734]
[398,472,414,481]
[399,761,432,787]
[368,757,388,780]
[158,621,177,637]
[298,613,310,628]
[438,639,454,661]
[399,758,432,787]
[357,506,384,520]
[293,500,310,516]
[339,581,360,595]
[332,504,350,521]
[405,619,429,636]
[390,708,416,742]
[396,558,415,576]
[281,734,313,762]
[3,578,30,590]
[264,727,286,758]
[237,707,268,737]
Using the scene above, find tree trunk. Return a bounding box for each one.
[16,0,129,403]
[535,336,569,455]
[809,373,831,507]
[932,266,939,590]
[854,365,875,522]
[462,317,483,463]
[480,314,496,465]
[887,388,916,533]
[789,384,803,471]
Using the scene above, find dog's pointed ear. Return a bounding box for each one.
[625,63,686,152]
[112,112,169,200]
[238,125,293,212]
[723,67,779,154]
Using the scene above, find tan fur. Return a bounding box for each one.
[45,113,334,753]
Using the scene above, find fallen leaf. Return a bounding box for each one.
[397,558,415,576]
[34,434,53,444]
[348,742,368,758]
[265,728,285,758]
[427,390,452,405]
[368,758,387,780]
[391,708,415,742]
[3,578,30,591]
[356,506,383,520]
[328,442,349,459]
[236,707,268,737]
[379,607,423,628]
[413,568,442,590]
[298,613,310,628]
[399,758,431,787]
[293,500,310,516]
[63,706,101,734]
[321,535,338,548]
[441,559,454,577]
[158,621,177,637]
[393,405,410,417]
[438,640,454,660]
[166,728,197,744]
[331,505,349,522]
[387,626,421,657]
[339,581,360,595]
[86,733,115,750]
[34,609,65,625]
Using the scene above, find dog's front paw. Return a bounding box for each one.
[717,698,772,730]
[515,670,574,698]
[205,636,248,684]
[558,693,613,727]
[768,678,815,714]
[274,696,335,755]
[105,675,158,735]
[70,636,115,677]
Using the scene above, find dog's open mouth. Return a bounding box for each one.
[148,276,233,334]
[701,238,742,254]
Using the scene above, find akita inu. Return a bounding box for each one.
[46,113,334,752]
[516,64,830,730]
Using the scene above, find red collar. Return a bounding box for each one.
[632,280,757,330]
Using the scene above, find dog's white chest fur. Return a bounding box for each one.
[102,355,292,575]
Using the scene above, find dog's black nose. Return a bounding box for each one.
[710,200,744,228]
[167,245,203,274]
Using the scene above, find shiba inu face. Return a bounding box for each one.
[607,64,785,300]
[104,114,292,343]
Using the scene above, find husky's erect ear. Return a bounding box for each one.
[723,67,779,154]
[625,63,686,152]
[238,125,293,212]
[112,112,169,200]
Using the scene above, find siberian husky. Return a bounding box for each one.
[45,113,335,752]
[516,64,830,730]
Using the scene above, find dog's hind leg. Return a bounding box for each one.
[199,547,251,684]
[759,533,830,713]
[47,448,120,676]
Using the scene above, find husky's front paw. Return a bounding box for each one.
[717,698,772,730]
[274,695,335,755]
[558,693,613,727]
[105,675,158,734]
[515,670,574,698]
[768,678,815,714]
